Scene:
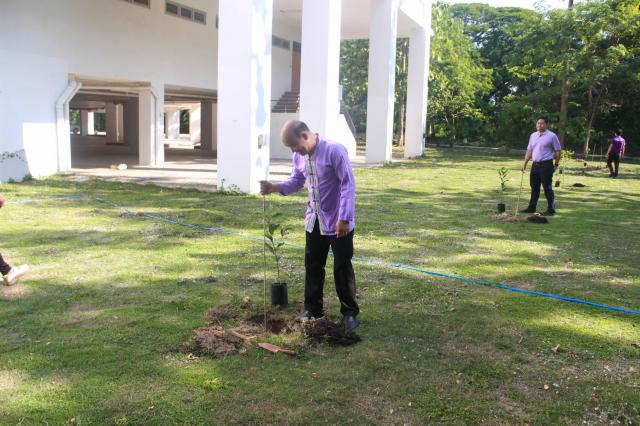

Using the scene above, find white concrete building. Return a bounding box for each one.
[0,0,432,193]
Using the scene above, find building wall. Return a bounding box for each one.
[0,0,301,181]
[271,22,301,102]
[3,0,219,88]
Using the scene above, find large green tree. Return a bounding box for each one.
[427,2,492,145]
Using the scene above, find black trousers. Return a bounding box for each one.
[305,220,359,317]
[607,153,620,177]
[527,160,556,213]
[0,253,11,276]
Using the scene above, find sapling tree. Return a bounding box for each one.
[263,211,289,284]
[497,167,509,202]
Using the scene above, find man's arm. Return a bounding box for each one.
[554,149,561,167]
[521,149,532,172]
[260,155,305,196]
[0,194,4,209]
[621,142,625,157]
[332,145,355,238]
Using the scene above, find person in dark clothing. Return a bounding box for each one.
[520,116,562,216]
[0,194,29,286]
[606,129,626,178]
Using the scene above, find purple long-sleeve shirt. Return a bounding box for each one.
[528,130,561,162]
[609,136,626,154]
[279,137,355,236]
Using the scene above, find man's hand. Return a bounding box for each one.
[336,220,349,238]
[260,180,275,195]
[520,163,527,173]
[0,194,4,209]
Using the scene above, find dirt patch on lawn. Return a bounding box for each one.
[192,299,361,357]
[303,317,361,346]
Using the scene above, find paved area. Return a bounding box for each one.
[69,136,371,192]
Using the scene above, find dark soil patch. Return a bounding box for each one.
[572,183,587,187]
[527,215,549,224]
[303,317,361,346]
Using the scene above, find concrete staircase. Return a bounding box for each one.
[271,91,300,113]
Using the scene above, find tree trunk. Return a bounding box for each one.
[395,40,408,148]
[583,86,602,156]
[558,78,569,148]
[557,0,573,148]
[396,101,406,147]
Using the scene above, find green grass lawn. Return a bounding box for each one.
[1,148,639,425]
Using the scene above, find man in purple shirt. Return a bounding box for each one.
[520,116,562,216]
[606,129,626,178]
[260,120,359,330]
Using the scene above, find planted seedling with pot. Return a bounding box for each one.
[497,167,509,213]
[556,149,574,187]
[263,209,290,308]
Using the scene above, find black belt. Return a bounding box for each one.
[532,159,553,164]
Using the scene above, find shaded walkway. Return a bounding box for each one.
[69,136,371,192]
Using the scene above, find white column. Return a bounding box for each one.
[404,22,431,158]
[117,104,124,143]
[299,0,342,138]
[217,0,272,194]
[106,103,118,143]
[201,101,217,152]
[365,0,399,164]
[123,100,138,151]
[81,110,90,136]
[154,85,165,164]
[189,104,202,144]
[87,112,95,135]
[165,108,180,140]
[138,83,165,165]
[139,91,154,164]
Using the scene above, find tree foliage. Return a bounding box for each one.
[339,0,640,154]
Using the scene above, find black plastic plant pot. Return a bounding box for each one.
[271,282,288,307]
[497,203,506,213]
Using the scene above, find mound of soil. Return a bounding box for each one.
[527,215,549,224]
[303,317,361,346]
[193,326,251,357]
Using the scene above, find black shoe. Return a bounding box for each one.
[295,310,321,323]
[541,210,556,217]
[519,208,536,214]
[342,315,359,330]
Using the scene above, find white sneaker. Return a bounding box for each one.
[2,265,29,286]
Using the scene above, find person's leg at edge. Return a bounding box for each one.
[304,221,331,317]
[0,253,11,277]
[330,229,359,318]
[541,162,556,213]
[607,155,614,177]
[613,153,620,177]
[526,163,542,211]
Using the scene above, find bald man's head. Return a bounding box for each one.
[280,120,316,155]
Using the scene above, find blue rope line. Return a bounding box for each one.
[15,194,640,316]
